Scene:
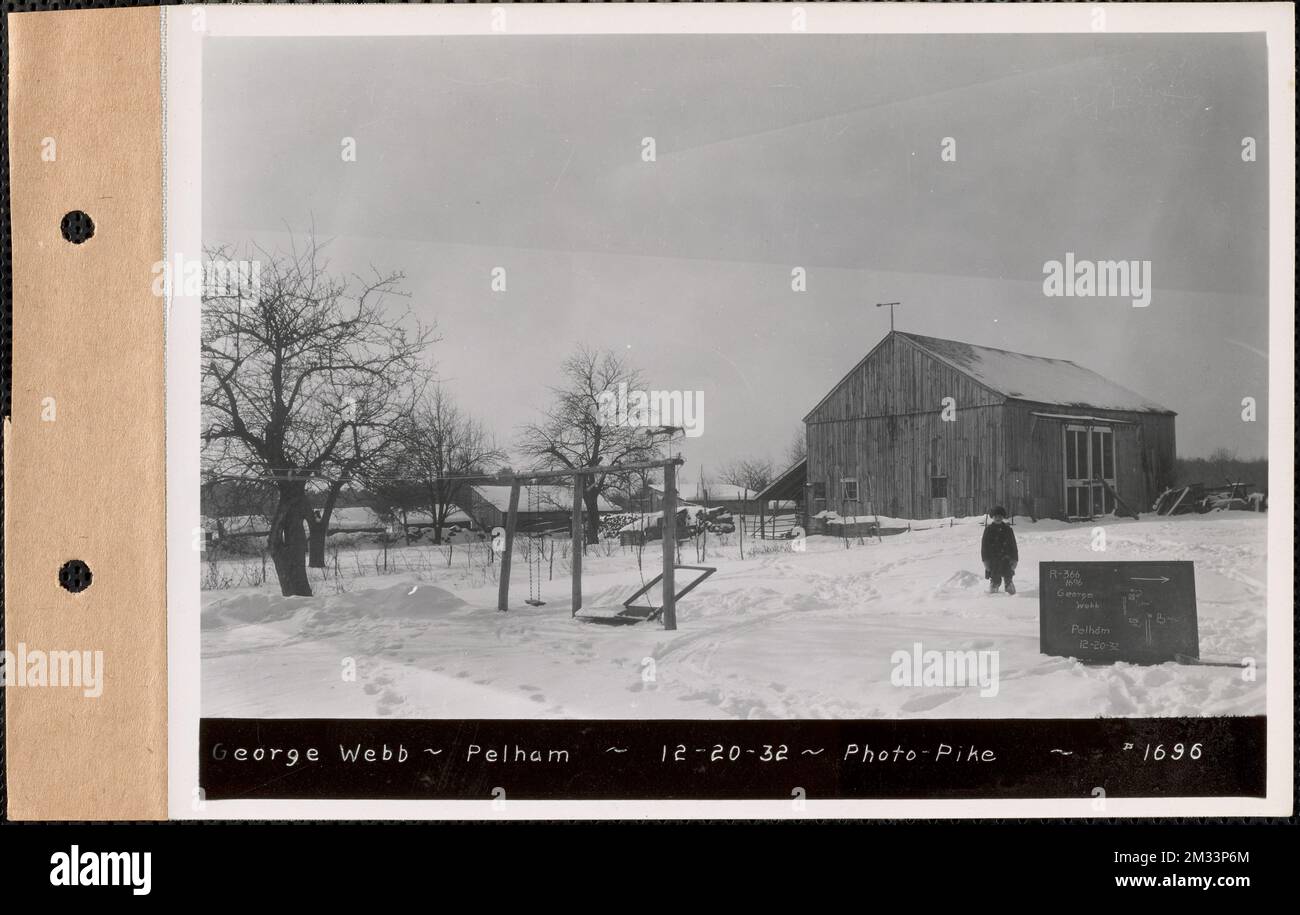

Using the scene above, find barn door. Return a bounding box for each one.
[1064,424,1116,519]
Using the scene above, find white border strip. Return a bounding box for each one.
[202,1,1288,37]
[165,8,204,820]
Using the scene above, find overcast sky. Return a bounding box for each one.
[203,33,1270,471]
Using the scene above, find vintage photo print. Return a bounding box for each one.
[162,3,1294,818]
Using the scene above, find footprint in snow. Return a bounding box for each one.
[940,570,984,591]
[376,689,405,716]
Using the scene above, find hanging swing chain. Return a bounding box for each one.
[632,473,658,613]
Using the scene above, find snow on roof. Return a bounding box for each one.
[755,457,807,503]
[469,484,617,513]
[310,506,472,529]
[901,332,1173,414]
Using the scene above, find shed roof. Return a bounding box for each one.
[650,481,754,502]
[755,458,807,503]
[468,484,617,513]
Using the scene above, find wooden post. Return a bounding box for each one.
[497,480,522,612]
[739,492,746,560]
[662,461,678,630]
[571,472,584,616]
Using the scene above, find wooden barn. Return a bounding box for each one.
[803,331,1176,522]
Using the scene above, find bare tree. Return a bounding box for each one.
[518,346,675,542]
[785,427,807,466]
[357,462,426,544]
[397,384,505,543]
[201,236,432,596]
[303,405,415,570]
[200,450,276,541]
[718,457,776,495]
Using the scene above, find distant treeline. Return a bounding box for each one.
[1173,454,1267,491]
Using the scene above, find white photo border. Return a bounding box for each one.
[166,1,1295,820]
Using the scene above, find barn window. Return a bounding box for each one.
[930,476,948,498]
[841,478,859,502]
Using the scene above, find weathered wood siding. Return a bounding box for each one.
[804,334,1177,522]
[805,334,1007,520]
[459,489,506,531]
[1002,401,1177,519]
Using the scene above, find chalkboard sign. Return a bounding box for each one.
[1039,561,1198,664]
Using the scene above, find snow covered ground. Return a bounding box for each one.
[200,512,1267,720]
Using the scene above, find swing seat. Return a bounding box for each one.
[573,604,660,626]
[524,599,547,607]
[574,566,716,625]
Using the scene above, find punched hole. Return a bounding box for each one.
[60,210,95,244]
[58,559,93,593]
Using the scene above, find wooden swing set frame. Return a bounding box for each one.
[495,457,694,629]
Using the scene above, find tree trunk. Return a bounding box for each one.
[583,486,602,545]
[306,514,327,568]
[429,487,446,544]
[269,483,312,597]
[306,479,345,568]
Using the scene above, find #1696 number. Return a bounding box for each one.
[1140,742,1203,761]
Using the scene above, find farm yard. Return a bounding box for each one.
[200,510,1268,721]
[196,219,1272,729]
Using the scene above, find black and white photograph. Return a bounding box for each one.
[160,3,1292,812]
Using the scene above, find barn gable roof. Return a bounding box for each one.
[804,331,1173,420]
[899,333,1174,414]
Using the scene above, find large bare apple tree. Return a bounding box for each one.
[201,238,431,596]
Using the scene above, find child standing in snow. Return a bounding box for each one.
[981,506,1018,594]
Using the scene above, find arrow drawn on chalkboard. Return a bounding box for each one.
[606,747,628,754]
[423,749,443,755]
[1130,576,1171,583]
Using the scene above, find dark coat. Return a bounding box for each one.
[981,521,1019,564]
